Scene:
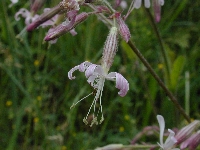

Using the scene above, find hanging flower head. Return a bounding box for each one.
[157,115,179,150]
[68,27,129,126]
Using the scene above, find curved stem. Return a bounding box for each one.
[143,7,171,80]
[127,40,191,123]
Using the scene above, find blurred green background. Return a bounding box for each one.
[0,0,200,149]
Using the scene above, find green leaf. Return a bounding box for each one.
[121,41,136,60]
[170,55,185,90]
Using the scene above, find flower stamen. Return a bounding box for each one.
[70,92,93,109]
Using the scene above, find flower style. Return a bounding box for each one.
[68,27,129,126]
[157,115,179,150]
[15,8,39,25]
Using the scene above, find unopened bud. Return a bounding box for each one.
[153,0,164,22]
[27,4,62,31]
[175,120,200,144]
[116,13,130,42]
[44,12,88,41]
[31,0,46,14]
[102,27,118,72]
[180,131,200,150]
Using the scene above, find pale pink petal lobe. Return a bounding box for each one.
[115,73,129,97]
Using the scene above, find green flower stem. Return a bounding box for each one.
[143,7,171,80]
[127,40,191,123]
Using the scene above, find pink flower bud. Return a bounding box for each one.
[44,12,88,41]
[116,13,131,42]
[27,5,62,31]
[153,0,164,22]
[180,131,200,150]
[175,120,200,145]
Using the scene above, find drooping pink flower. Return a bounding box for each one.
[68,61,129,126]
[68,27,129,126]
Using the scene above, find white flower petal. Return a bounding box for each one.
[115,73,129,97]
[68,61,92,80]
[159,0,165,6]
[87,75,98,88]
[144,0,150,8]
[43,8,51,12]
[15,8,29,21]
[94,66,104,75]
[11,0,18,3]
[164,129,177,149]
[69,29,77,36]
[79,61,92,72]
[25,16,32,25]
[9,0,18,7]
[106,72,116,81]
[85,64,97,78]
[15,8,40,25]
[157,115,165,147]
[134,0,142,9]
[68,65,80,80]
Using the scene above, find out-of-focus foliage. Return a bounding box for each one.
[0,0,200,149]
